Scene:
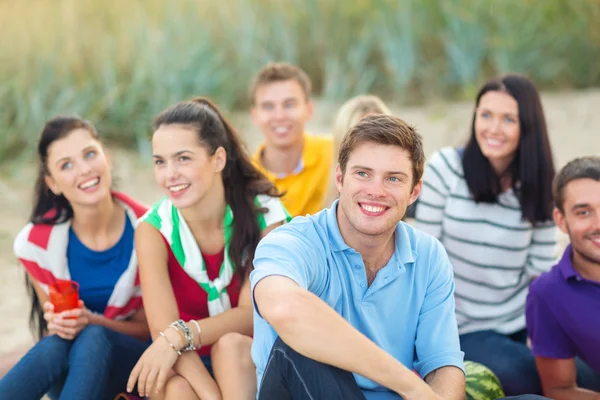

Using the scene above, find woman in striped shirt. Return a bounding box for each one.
[416,74,557,396]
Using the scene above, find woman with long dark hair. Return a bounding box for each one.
[416,74,558,395]
[126,97,290,399]
[0,116,150,399]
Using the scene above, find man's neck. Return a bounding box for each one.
[572,248,600,283]
[261,139,304,175]
[336,206,396,281]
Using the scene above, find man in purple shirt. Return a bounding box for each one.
[526,156,600,400]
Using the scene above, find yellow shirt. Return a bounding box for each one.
[253,134,333,217]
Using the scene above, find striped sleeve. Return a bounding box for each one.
[526,221,558,276]
[13,223,33,261]
[416,148,460,240]
[13,223,45,281]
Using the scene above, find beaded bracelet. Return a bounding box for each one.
[166,324,186,348]
[189,320,202,349]
[159,331,182,356]
[171,319,196,352]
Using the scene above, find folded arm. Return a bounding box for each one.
[254,275,439,400]
[425,366,465,400]
[536,357,600,400]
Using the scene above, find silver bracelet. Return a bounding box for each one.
[189,320,202,349]
[159,331,182,356]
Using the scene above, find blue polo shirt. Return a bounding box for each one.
[251,202,464,399]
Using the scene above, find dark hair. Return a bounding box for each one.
[553,156,600,213]
[153,97,280,279]
[32,116,99,225]
[338,114,425,187]
[249,62,312,104]
[28,115,100,339]
[462,74,555,224]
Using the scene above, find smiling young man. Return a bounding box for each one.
[526,156,600,400]
[250,115,466,400]
[250,62,333,217]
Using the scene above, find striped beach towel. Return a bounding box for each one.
[140,194,290,316]
[13,192,148,320]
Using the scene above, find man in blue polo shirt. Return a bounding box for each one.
[250,115,465,400]
[526,156,600,399]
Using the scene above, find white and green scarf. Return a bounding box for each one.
[141,195,290,316]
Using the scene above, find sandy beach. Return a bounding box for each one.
[1,89,598,357]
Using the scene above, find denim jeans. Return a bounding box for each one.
[0,324,148,400]
[460,328,600,396]
[258,337,550,400]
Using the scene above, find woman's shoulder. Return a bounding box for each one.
[423,147,465,191]
[428,147,464,173]
[13,219,70,261]
[13,222,35,258]
[137,196,171,227]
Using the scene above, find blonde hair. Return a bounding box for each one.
[326,95,392,205]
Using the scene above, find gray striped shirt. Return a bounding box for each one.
[416,147,557,335]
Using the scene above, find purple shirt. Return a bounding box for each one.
[526,245,600,374]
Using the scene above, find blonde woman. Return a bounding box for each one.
[325,95,391,205]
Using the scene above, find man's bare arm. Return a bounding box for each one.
[254,275,441,400]
[425,366,465,400]
[536,357,600,400]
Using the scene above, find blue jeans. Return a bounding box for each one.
[460,329,600,396]
[258,337,548,400]
[0,325,148,400]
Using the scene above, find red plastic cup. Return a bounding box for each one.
[49,280,80,314]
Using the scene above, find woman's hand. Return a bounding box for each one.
[44,300,90,340]
[127,329,181,397]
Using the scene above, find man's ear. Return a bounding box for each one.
[553,207,568,234]
[335,164,343,192]
[305,100,315,121]
[250,105,259,126]
[408,179,423,205]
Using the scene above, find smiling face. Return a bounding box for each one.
[44,128,112,208]
[474,90,521,174]
[554,178,600,267]
[152,124,226,210]
[251,79,313,150]
[335,142,421,240]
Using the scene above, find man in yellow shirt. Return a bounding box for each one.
[250,62,333,217]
